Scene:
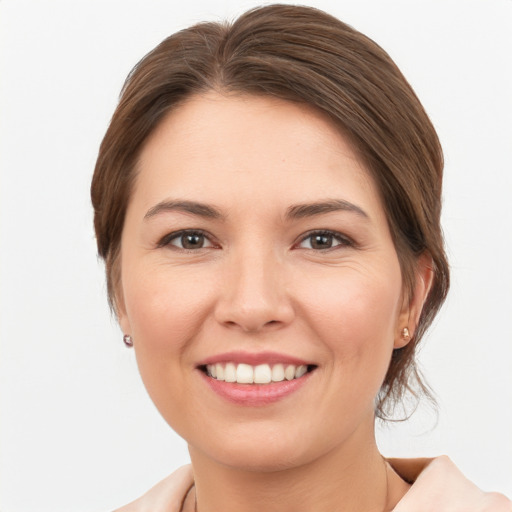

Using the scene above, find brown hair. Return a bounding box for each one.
[91,4,449,419]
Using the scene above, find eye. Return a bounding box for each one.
[158,230,216,250]
[297,230,353,250]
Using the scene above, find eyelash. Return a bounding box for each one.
[296,230,355,251]
[156,229,355,252]
[157,229,217,251]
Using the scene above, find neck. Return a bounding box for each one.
[188,421,409,512]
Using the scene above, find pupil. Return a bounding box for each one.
[182,233,203,249]
[312,234,332,249]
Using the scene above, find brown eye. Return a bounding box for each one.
[310,234,334,249]
[298,231,352,250]
[160,230,215,250]
[180,233,206,249]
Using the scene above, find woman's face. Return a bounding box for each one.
[118,92,414,470]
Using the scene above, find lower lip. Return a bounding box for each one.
[199,371,312,406]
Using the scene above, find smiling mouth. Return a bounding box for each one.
[199,362,317,385]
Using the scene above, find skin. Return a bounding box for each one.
[117,92,432,512]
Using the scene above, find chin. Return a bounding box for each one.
[211,445,309,473]
[188,422,342,474]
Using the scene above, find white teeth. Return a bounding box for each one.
[295,365,307,378]
[206,362,311,384]
[254,364,272,384]
[271,363,285,382]
[284,365,296,381]
[236,363,254,384]
[224,362,236,382]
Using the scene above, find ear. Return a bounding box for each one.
[118,307,132,337]
[394,252,434,349]
[114,279,132,336]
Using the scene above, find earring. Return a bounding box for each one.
[123,334,134,347]
[401,327,410,341]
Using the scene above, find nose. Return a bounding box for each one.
[214,247,295,333]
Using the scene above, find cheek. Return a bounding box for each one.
[121,263,217,359]
[120,265,217,431]
[297,263,402,375]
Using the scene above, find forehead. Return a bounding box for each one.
[132,92,382,219]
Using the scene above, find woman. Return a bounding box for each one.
[91,5,511,511]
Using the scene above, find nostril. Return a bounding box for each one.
[214,288,295,333]
[224,319,285,333]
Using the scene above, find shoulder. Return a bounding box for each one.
[391,455,512,512]
[112,464,194,512]
[110,457,511,512]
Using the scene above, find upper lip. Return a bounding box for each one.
[197,351,314,367]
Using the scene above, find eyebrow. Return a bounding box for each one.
[143,198,368,222]
[285,199,369,220]
[144,200,225,221]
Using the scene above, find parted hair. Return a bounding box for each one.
[91,4,449,419]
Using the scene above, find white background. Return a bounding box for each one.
[1,0,511,510]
